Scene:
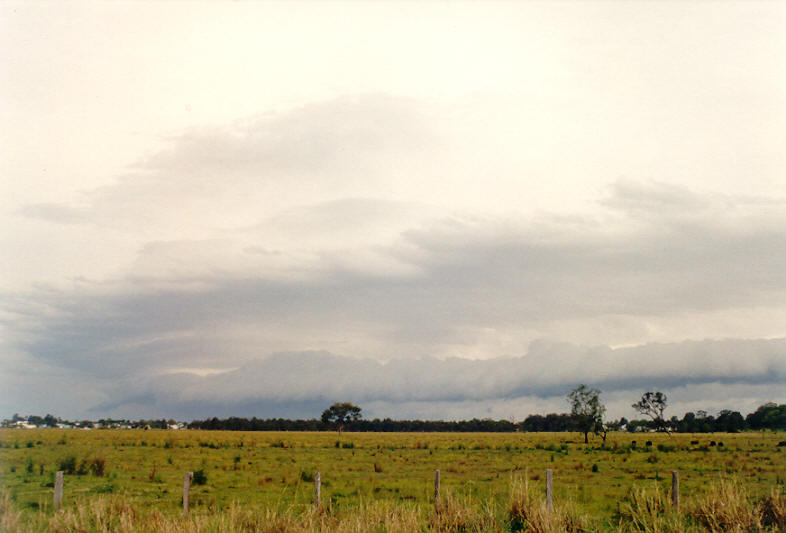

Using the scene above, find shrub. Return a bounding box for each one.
[89,457,106,477]
[58,456,77,474]
[192,469,207,485]
[299,470,314,483]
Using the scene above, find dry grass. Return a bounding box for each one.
[429,491,496,532]
[1,474,783,532]
[0,493,426,533]
[688,479,762,533]
[508,475,592,533]
[760,488,786,530]
[617,483,686,533]
[0,492,29,533]
[617,478,786,533]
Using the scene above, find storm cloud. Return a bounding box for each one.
[4,177,786,419]
[2,3,785,421]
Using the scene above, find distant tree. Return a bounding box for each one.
[567,384,606,444]
[632,391,669,433]
[321,402,362,433]
[746,403,786,431]
[716,409,746,433]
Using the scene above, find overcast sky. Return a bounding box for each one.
[2,2,785,422]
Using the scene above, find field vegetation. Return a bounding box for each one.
[0,429,784,531]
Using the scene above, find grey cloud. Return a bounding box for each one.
[601,180,712,217]
[5,180,786,419]
[91,339,786,419]
[7,182,786,380]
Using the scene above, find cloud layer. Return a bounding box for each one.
[3,85,786,420]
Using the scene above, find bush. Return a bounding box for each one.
[89,457,106,477]
[58,456,77,474]
[300,470,314,482]
[192,469,207,485]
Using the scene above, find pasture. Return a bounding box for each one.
[0,429,784,531]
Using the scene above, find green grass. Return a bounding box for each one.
[0,429,783,527]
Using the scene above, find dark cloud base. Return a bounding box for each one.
[73,338,786,421]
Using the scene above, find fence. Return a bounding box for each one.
[50,468,683,516]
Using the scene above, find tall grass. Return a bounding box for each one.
[1,477,783,532]
[508,475,591,533]
[618,477,786,533]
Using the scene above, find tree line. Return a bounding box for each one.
[6,398,785,434]
[186,400,786,433]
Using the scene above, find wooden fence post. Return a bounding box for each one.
[434,469,440,507]
[546,469,553,512]
[183,471,193,517]
[671,471,679,509]
[53,471,63,511]
[314,471,321,509]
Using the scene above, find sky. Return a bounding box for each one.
[1,1,785,422]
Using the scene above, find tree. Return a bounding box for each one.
[567,384,606,444]
[746,403,786,431]
[321,402,362,433]
[632,391,669,433]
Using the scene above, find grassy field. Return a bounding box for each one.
[0,429,784,531]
